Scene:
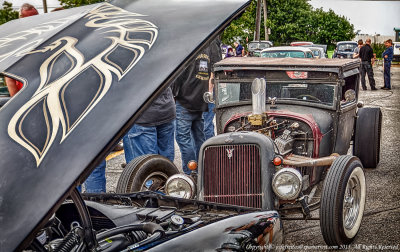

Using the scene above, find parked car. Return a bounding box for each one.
[290,41,313,46]
[333,41,358,59]
[0,1,282,252]
[124,57,383,247]
[261,46,314,58]
[247,40,273,57]
[393,42,400,62]
[0,75,10,107]
[308,46,326,58]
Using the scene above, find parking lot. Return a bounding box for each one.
[105,64,400,251]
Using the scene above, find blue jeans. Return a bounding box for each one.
[203,103,215,141]
[175,101,205,174]
[384,62,391,89]
[123,120,175,163]
[77,160,106,193]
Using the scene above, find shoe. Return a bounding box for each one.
[371,87,378,91]
[362,87,367,91]
[121,163,126,168]
[382,87,391,90]
[380,87,386,89]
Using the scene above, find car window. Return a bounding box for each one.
[261,51,306,58]
[337,43,357,52]
[306,52,313,58]
[217,81,336,107]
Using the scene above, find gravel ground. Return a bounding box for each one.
[105,64,400,251]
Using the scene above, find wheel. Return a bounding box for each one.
[296,94,321,102]
[353,107,382,168]
[116,154,179,193]
[320,155,366,246]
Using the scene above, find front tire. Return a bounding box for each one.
[116,154,179,193]
[320,155,366,246]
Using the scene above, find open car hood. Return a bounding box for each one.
[0,0,250,250]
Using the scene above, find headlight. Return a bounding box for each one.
[272,168,302,200]
[165,174,196,199]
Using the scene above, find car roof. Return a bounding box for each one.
[337,41,358,45]
[214,57,360,76]
[261,46,313,53]
[0,0,251,250]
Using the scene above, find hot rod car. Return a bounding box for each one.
[118,57,382,246]
[0,0,291,251]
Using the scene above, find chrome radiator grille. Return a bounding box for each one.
[203,144,262,208]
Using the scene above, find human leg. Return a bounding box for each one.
[175,101,196,174]
[384,63,391,89]
[156,120,175,162]
[192,113,205,161]
[84,160,106,193]
[365,63,376,89]
[360,63,367,90]
[203,103,215,140]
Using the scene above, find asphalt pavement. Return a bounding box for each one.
[104,64,400,251]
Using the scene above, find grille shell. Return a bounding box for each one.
[202,144,262,208]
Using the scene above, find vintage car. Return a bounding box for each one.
[261,46,314,58]
[0,1,289,251]
[119,57,382,247]
[247,40,273,57]
[333,41,358,59]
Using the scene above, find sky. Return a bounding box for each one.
[2,0,400,36]
[309,0,399,36]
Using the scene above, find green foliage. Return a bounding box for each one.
[222,0,355,49]
[372,43,386,59]
[0,1,19,25]
[59,0,105,8]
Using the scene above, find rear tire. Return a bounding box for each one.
[353,107,382,168]
[116,154,179,193]
[320,155,366,246]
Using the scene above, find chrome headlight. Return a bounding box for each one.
[165,174,196,199]
[272,168,302,200]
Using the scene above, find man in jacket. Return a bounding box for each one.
[381,39,394,90]
[359,38,377,91]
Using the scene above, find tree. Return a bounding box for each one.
[221,0,355,48]
[0,1,19,25]
[59,0,105,8]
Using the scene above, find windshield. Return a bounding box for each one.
[261,50,311,58]
[249,42,271,50]
[338,43,357,52]
[217,82,335,107]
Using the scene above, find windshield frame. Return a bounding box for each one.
[215,79,338,110]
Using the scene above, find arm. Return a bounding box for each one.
[5,77,19,97]
[209,72,214,92]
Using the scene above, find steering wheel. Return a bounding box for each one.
[296,94,321,102]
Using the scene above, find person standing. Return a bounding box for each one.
[203,39,222,141]
[233,41,245,57]
[359,38,377,91]
[5,3,39,97]
[123,87,176,163]
[381,39,394,90]
[353,39,363,59]
[173,42,220,174]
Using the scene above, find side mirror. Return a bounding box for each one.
[203,92,214,104]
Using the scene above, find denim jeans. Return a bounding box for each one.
[123,120,175,163]
[175,101,205,174]
[77,160,106,193]
[384,62,391,89]
[203,103,215,141]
